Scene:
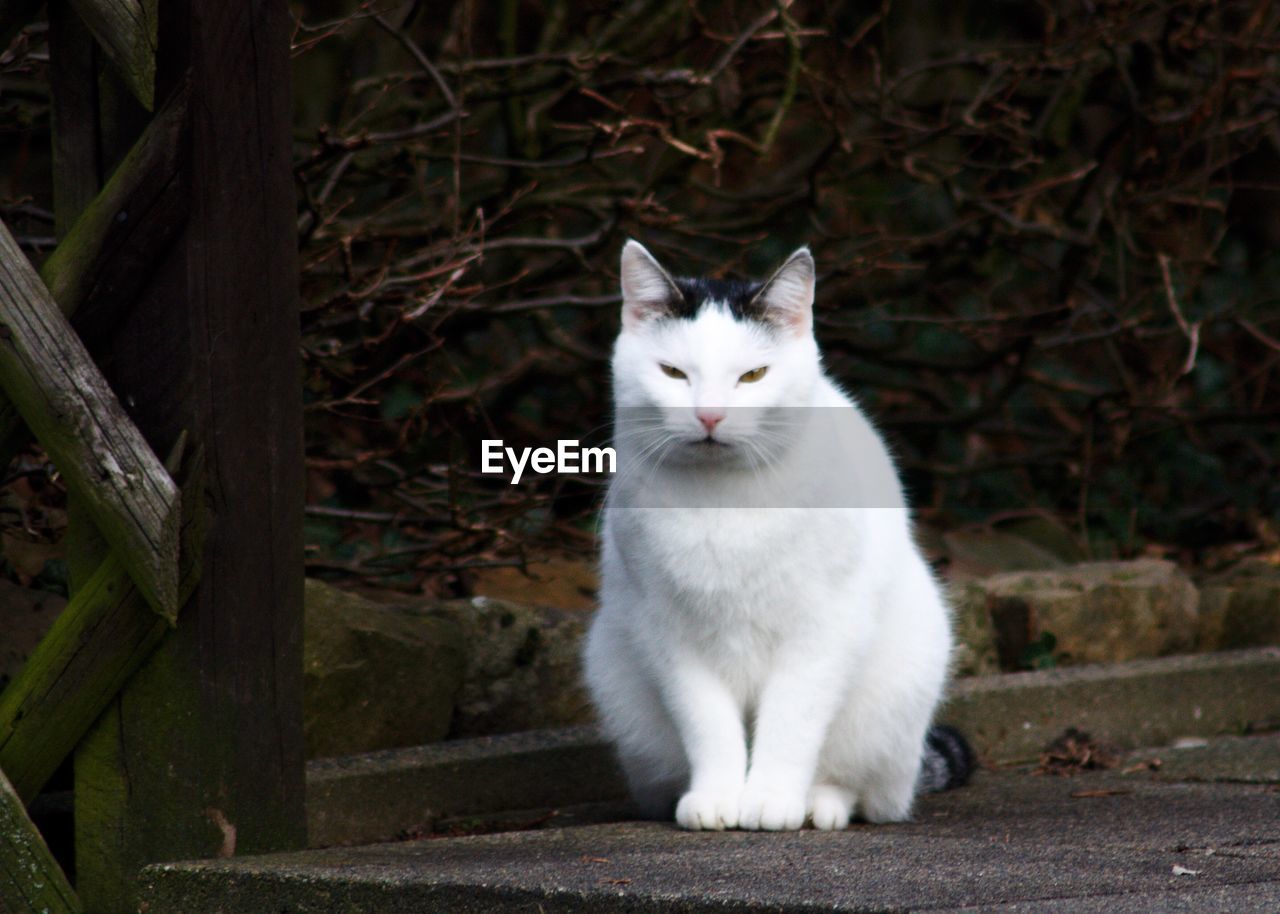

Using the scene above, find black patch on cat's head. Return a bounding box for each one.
[668,276,767,322]
[620,240,812,332]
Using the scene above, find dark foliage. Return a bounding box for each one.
[5,1,1279,593]
[290,0,1280,590]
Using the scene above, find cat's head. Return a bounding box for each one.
[611,240,822,463]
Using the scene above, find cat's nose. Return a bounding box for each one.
[696,409,725,435]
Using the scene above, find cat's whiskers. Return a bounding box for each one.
[741,436,787,505]
[609,425,680,497]
[735,426,792,492]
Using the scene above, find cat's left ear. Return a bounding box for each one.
[754,247,815,334]
[620,240,682,330]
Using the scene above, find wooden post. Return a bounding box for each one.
[63,0,306,911]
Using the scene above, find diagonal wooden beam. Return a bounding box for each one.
[66,0,158,111]
[0,219,179,620]
[0,765,81,914]
[0,444,202,804]
[43,75,188,337]
[0,76,189,466]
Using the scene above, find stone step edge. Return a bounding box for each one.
[307,647,1280,848]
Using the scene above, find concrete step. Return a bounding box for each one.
[144,735,1280,913]
[306,725,627,847]
[140,651,1280,912]
[305,648,1280,847]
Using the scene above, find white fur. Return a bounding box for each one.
[583,242,954,830]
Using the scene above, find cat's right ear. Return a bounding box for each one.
[753,247,815,335]
[620,240,681,330]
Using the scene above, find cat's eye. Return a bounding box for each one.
[660,363,687,380]
[738,366,768,384]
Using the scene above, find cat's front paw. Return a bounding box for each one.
[675,789,741,830]
[738,785,807,831]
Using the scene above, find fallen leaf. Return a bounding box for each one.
[1070,788,1132,798]
[1037,728,1121,776]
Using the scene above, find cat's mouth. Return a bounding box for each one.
[655,433,743,467]
[681,435,735,458]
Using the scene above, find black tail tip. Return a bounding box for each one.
[921,724,977,792]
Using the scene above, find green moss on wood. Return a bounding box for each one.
[0,765,81,914]
[0,448,203,804]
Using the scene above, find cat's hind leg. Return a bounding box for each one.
[820,712,922,824]
[583,618,689,820]
[620,742,686,820]
[856,752,920,823]
[807,783,855,831]
[842,556,951,824]
[611,677,689,821]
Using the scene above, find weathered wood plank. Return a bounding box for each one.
[0,7,101,463]
[66,0,157,110]
[0,220,179,620]
[0,765,82,914]
[0,78,188,469]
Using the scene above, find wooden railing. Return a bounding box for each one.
[0,2,304,912]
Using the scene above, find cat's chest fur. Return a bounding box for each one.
[610,506,858,624]
[633,507,799,589]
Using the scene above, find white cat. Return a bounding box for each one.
[582,240,972,832]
